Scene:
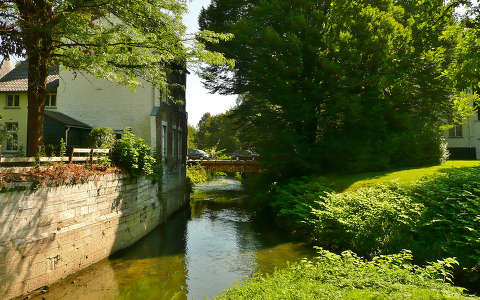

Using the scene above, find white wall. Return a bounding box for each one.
[446,113,480,159]
[57,68,156,146]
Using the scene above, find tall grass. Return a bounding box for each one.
[217,249,476,299]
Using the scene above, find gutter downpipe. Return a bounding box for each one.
[65,127,71,146]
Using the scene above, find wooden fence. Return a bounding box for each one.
[0,148,110,165]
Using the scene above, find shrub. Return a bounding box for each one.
[311,184,423,256]
[112,128,155,177]
[59,138,66,157]
[269,176,331,229]
[217,249,474,300]
[187,165,208,187]
[45,144,56,157]
[409,168,480,268]
[88,127,115,149]
[150,151,163,184]
[269,168,480,270]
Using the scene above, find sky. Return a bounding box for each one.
[183,0,237,127]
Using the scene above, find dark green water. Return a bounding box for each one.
[35,177,313,300]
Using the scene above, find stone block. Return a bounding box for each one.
[0,172,184,299]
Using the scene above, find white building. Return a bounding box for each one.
[447,110,480,160]
[0,59,187,164]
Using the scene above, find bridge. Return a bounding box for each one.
[187,160,261,173]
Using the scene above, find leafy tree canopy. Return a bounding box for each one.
[200,0,470,179]
[0,0,233,155]
[192,111,247,154]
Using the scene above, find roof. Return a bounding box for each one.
[0,60,59,92]
[44,110,92,129]
[0,58,14,79]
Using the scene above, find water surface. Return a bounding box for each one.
[36,177,313,300]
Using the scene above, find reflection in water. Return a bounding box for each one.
[35,177,313,300]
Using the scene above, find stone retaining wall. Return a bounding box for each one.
[0,171,186,299]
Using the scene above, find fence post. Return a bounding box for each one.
[90,149,93,165]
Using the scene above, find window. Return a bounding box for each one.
[5,122,18,151]
[160,86,169,103]
[46,94,57,107]
[172,128,176,159]
[6,95,19,107]
[178,130,182,160]
[162,124,167,160]
[449,125,463,138]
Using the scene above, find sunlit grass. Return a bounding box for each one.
[319,160,480,192]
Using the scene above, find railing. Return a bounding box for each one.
[69,148,110,164]
[0,148,110,165]
[188,159,261,173]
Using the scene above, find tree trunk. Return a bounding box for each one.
[17,2,54,156]
[26,51,48,156]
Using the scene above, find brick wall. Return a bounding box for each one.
[0,172,186,299]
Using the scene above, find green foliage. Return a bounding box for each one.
[187,165,208,184]
[45,144,56,157]
[217,249,475,300]
[205,146,231,160]
[0,122,7,147]
[270,177,332,230]
[200,0,462,180]
[59,138,66,157]
[311,184,423,257]
[409,168,480,268]
[187,125,197,149]
[0,0,233,154]
[88,127,115,149]
[112,128,155,177]
[194,111,246,154]
[97,155,112,168]
[186,164,208,193]
[1,0,233,89]
[151,151,164,184]
[268,167,480,270]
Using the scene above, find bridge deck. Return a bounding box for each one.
[187,160,260,173]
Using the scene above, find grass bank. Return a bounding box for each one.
[217,249,476,299]
[220,161,480,297]
[318,160,480,192]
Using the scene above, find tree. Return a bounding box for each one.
[187,124,197,149]
[88,127,115,149]
[0,0,232,155]
[200,0,463,179]
[194,111,243,153]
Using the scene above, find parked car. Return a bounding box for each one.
[232,149,259,161]
[187,149,210,160]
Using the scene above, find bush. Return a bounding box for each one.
[88,127,115,149]
[112,128,155,177]
[269,176,331,230]
[186,164,208,192]
[410,168,480,268]
[217,249,474,300]
[311,184,422,257]
[269,168,480,270]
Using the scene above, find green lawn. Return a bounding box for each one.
[318,160,480,192]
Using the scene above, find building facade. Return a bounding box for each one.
[446,110,480,160]
[0,58,187,164]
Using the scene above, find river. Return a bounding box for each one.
[34,177,314,300]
